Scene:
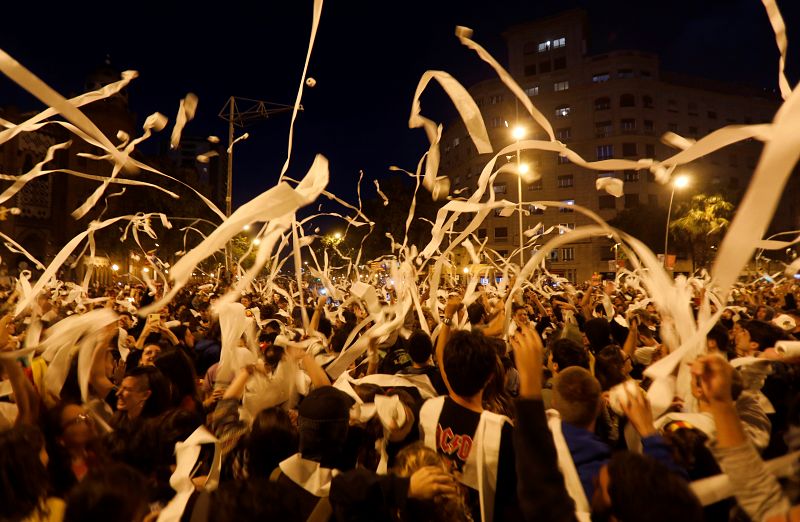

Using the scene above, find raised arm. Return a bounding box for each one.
[436,296,462,394]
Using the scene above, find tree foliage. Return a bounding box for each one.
[669,194,733,270]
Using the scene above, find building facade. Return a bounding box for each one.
[440,9,780,282]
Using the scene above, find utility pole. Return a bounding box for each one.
[217,97,297,275]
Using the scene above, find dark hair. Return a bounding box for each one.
[550,338,589,371]
[740,320,785,350]
[64,463,149,522]
[594,345,627,391]
[318,317,333,338]
[608,451,704,522]
[342,309,357,325]
[552,367,601,428]
[584,318,612,354]
[125,365,172,418]
[206,478,302,522]
[707,322,732,358]
[297,387,354,466]
[155,349,199,408]
[442,330,497,397]
[330,327,352,354]
[0,425,49,521]
[407,330,433,364]
[467,301,487,325]
[247,407,298,478]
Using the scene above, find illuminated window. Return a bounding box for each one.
[554,80,569,92]
[555,105,571,117]
[597,144,613,160]
[557,175,574,188]
[493,183,507,194]
[560,200,575,212]
[552,37,566,48]
[592,73,610,83]
[562,248,575,261]
[524,86,539,96]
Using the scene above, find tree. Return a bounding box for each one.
[669,194,733,271]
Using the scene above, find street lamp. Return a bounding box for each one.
[111,264,119,272]
[664,174,691,263]
[334,232,342,240]
[511,125,526,267]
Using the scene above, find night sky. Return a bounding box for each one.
[1,0,798,209]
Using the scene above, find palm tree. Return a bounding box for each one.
[669,194,733,271]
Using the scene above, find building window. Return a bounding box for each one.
[523,42,538,55]
[595,121,613,138]
[560,199,575,212]
[539,61,552,73]
[667,99,678,113]
[624,170,640,182]
[495,227,508,239]
[558,174,574,188]
[644,120,654,134]
[647,171,656,183]
[489,95,503,104]
[557,155,571,164]
[524,86,539,96]
[454,175,461,185]
[688,102,699,116]
[478,228,487,239]
[597,144,613,160]
[491,117,503,128]
[621,118,636,133]
[620,94,636,107]
[599,195,616,209]
[529,204,545,214]
[618,69,634,78]
[556,127,571,141]
[708,110,717,119]
[668,123,678,133]
[493,183,507,194]
[643,95,654,109]
[648,194,659,207]
[645,144,655,157]
[558,223,576,234]
[554,80,569,92]
[555,105,571,117]
[592,72,610,83]
[622,143,637,156]
[538,41,550,52]
[528,179,543,191]
[553,56,567,70]
[624,194,640,208]
[475,97,484,108]
[550,250,559,261]
[524,64,537,76]
[562,247,575,261]
[552,37,566,48]
[595,97,611,111]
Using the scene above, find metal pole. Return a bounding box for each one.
[225,97,234,276]
[516,145,524,267]
[664,185,676,264]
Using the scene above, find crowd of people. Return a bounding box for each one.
[0,271,798,522]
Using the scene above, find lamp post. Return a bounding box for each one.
[664,174,690,265]
[511,125,526,267]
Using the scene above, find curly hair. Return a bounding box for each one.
[393,442,473,522]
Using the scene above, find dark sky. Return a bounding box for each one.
[1,0,798,209]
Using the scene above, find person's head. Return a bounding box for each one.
[49,402,98,451]
[0,425,49,521]
[64,463,149,522]
[592,451,704,522]
[584,318,612,353]
[512,303,529,325]
[706,322,731,357]
[467,301,487,326]
[118,312,133,330]
[154,349,199,406]
[240,295,251,309]
[117,366,171,420]
[247,407,298,478]
[548,338,589,374]
[755,305,773,322]
[407,330,434,365]
[140,344,161,366]
[297,386,354,467]
[733,319,784,356]
[317,316,333,340]
[552,367,602,429]
[393,442,471,522]
[442,330,497,398]
[594,345,629,391]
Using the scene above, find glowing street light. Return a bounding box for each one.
[142,267,150,274]
[664,174,692,263]
[253,238,261,246]
[463,267,469,274]
[334,232,342,240]
[111,264,119,272]
[511,125,526,141]
[243,224,251,231]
